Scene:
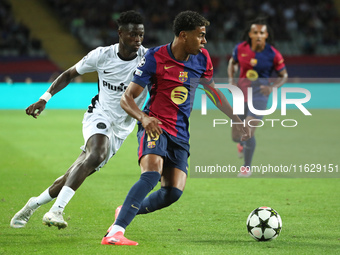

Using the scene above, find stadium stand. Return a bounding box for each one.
[0,0,61,82]
[1,0,340,82]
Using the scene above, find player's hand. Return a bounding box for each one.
[260,85,273,96]
[237,125,251,141]
[25,99,47,119]
[141,115,163,139]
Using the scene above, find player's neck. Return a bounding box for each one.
[118,46,138,60]
[171,40,190,61]
[251,43,266,52]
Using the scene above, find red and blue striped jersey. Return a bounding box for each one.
[232,41,286,101]
[132,43,213,142]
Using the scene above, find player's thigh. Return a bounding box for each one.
[161,167,187,191]
[140,154,164,175]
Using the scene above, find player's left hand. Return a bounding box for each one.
[239,125,251,141]
[260,85,273,96]
[141,115,163,139]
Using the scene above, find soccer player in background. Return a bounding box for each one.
[10,11,148,229]
[227,17,288,177]
[101,10,251,246]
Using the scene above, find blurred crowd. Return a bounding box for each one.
[45,0,340,54]
[1,0,339,56]
[1,0,340,82]
[0,0,45,56]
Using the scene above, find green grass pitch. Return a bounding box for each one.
[0,109,339,254]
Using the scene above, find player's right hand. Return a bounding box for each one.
[141,115,163,139]
[25,99,47,119]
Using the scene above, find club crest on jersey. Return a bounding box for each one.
[250,58,257,66]
[147,141,156,149]
[178,71,188,83]
[171,86,188,105]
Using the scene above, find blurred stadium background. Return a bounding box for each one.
[1,0,340,83]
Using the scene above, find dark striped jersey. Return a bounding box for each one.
[132,43,213,142]
[232,41,285,101]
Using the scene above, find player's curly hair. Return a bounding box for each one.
[242,17,274,45]
[173,11,210,36]
[117,10,143,27]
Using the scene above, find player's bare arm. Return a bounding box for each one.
[227,58,238,86]
[204,82,251,141]
[26,66,80,118]
[121,82,162,138]
[260,69,288,96]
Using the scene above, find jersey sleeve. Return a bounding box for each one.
[232,44,239,63]
[132,50,156,88]
[200,49,214,85]
[75,47,101,75]
[272,47,286,72]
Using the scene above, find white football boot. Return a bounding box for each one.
[42,211,68,229]
[10,197,38,228]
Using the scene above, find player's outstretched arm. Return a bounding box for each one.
[26,66,80,119]
[204,82,251,141]
[121,82,162,139]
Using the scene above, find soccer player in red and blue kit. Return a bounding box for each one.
[101,11,251,245]
[228,17,288,177]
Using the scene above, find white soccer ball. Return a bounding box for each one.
[246,206,282,241]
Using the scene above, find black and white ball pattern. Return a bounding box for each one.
[246,206,282,241]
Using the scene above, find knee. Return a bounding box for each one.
[86,147,108,168]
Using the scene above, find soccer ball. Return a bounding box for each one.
[246,206,282,241]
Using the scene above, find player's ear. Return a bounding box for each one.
[179,31,187,41]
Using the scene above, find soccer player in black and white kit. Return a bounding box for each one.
[10,11,148,231]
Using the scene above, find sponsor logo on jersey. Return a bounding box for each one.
[147,141,156,149]
[171,86,188,105]
[250,58,258,66]
[164,65,175,70]
[178,71,188,82]
[246,69,259,81]
[103,81,127,92]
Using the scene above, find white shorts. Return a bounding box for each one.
[81,110,124,171]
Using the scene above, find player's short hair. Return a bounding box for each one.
[242,16,274,45]
[173,11,210,36]
[117,10,143,28]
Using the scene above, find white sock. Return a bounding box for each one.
[29,188,54,209]
[108,225,125,236]
[50,186,75,213]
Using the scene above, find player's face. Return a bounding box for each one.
[185,26,207,55]
[119,24,144,53]
[248,24,268,50]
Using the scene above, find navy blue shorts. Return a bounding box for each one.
[137,124,189,175]
[238,100,268,121]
